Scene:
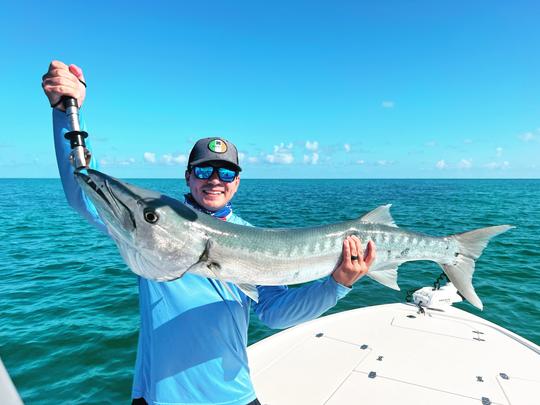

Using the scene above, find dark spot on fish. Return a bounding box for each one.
[208,262,221,271]
[400,248,410,256]
[454,252,460,257]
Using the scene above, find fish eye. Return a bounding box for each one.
[144,209,159,224]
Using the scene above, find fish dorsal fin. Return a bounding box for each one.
[360,204,398,227]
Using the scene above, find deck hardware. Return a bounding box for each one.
[368,371,376,378]
[476,376,484,382]
[473,337,486,341]
[473,331,484,334]
[481,397,491,405]
[360,344,368,350]
[377,356,383,361]
[406,315,416,319]
[315,333,324,338]
[499,373,509,380]
[433,272,449,290]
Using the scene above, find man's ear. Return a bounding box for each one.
[185,170,190,186]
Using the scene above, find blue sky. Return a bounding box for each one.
[0,1,538,178]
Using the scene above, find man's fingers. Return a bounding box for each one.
[43,68,71,83]
[42,76,79,88]
[349,236,359,262]
[50,68,78,79]
[49,60,69,72]
[364,240,376,267]
[69,64,85,83]
[350,236,363,264]
[43,85,79,101]
[342,238,352,265]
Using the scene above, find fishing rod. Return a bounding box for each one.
[62,96,90,170]
[61,96,113,204]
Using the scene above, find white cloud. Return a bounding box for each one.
[344,144,351,152]
[266,143,294,164]
[303,152,319,165]
[162,154,187,165]
[144,152,156,163]
[238,152,245,162]
[376,160,394,166]
[458,159,472,169]
[119,158,136,166]
[435,160,447,169]
[495,147,503,157]
[247,156,259,164]
[100,157,136,166]
[519,132,536,142]
[381,101,395,108]
[484,161,509,170]
[305,141,319,151]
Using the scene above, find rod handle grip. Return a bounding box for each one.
[61,96,78,110]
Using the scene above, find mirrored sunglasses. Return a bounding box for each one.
[192,166,238,183]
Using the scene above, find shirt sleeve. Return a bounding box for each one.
[53,108,107,233]
[252,277,352,330]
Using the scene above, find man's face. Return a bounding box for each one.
[185,163,240,211]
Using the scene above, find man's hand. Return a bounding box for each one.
[42,60,86,111]
[332,236,376,287]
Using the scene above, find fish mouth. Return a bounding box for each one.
[74,169,137,233]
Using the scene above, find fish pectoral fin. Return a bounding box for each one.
[237,283,259,303]
[204,262,245,306]
[220,280,244,306]
[367,264,400,290]
[360,204,398,227]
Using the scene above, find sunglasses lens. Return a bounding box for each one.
[192,166,237,182]
[218,168,237,182]
[193,166,214,179]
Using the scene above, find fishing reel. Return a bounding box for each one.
[62,96,91,170]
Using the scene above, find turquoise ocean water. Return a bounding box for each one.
[1,178,539,403]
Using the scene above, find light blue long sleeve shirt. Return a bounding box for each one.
[52,109,351,405]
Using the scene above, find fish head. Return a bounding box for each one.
[75,169,204,280]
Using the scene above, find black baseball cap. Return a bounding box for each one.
[188,137,242,172]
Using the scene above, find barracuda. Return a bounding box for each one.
[75,169,513,310]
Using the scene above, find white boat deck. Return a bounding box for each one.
[0,357,23,405]
[248,303,539,405]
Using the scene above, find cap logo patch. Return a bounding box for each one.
[208,139,228,153]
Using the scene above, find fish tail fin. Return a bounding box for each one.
[442,225,514,310]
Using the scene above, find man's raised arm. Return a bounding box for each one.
[42,60,106,232]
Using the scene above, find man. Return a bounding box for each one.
[42,60,376,405]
